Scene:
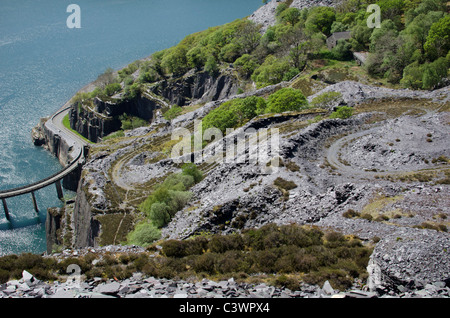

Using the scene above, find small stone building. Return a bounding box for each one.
[326,31,352,50]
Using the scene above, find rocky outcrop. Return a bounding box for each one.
[68,95,163,143]
[150,70,239,106]
[307,80,450,106]
[45,207,64,255]
[31,117,48,147]
[72,182,100,249]
[367,230,450,294]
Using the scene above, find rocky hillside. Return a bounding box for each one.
[28,0,450,297]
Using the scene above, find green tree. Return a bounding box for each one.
[234,54,259,78]
[377,0,405,28]
[205,55,219,76]
[127,221,161,246]
[331,39,353,60]
[202,101,239,133]
[367,20,410,83]
[161,45,188,75]
[219,42,241,63]
[187,46,208,69]
[400,61,424,89]
[265,88,308,113]
[424,15,450,60]
[422,57,449,89]
[234,20,262,55]
[104,82,121,96]
[279,7,301,26]
[252,55,292,88]
[276,3,289,17]
[181,163,203,184]
[402,11,444,57]
[305,6,336,36]
[149,203,171,228]
[329,106,354,119]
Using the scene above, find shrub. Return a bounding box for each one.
[251,55,292,88]
[193,253,216,274]
[137,166,203,234]
[360,213,373,221]
[0,269,9,284]
[286,161,300,172]
[161,45,188,75]
[186,46,208,69]
[181,163,203,183]
[166,190,193,215]
[127,221,161,246]
[163,105,183,120]
[102,130,124,141]
[205,55,219,76]
[163,173,195,191]
[266,87,308,113]
[304,268,353,291]
[274,274,300,291]
[329,106,353,119]
[162,239,189,258]
[201,95,267,133]
[273,177,297,191]
[310,91,343,109]
[104,82,122,96]
[120,114,148,130]
[331,39,353,60]
[149,202,171,228]
[208,234,244,253]
[343,209,360,218]
[234,54,259,78]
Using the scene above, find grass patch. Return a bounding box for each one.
[102,130,125,141]
[62,114,94,144]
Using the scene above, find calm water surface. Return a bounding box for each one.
[0,0,261,255]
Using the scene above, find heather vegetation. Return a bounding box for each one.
[0,224,373,291]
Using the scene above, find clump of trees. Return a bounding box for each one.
[201,87,309,134]
[127,163,204,246]
[350,0,450,89]
[85,0,448,109]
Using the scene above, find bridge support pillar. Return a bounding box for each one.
[31,191,39,213]
[2,198,10,221]
[55,180,64,201]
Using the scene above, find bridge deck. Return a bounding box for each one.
[0,103,87,200]
[0,146,83,199]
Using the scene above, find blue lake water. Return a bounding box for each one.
[0,0,261,256]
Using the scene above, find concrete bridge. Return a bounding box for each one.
[0,147,84,221]
[0,102,88,222]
